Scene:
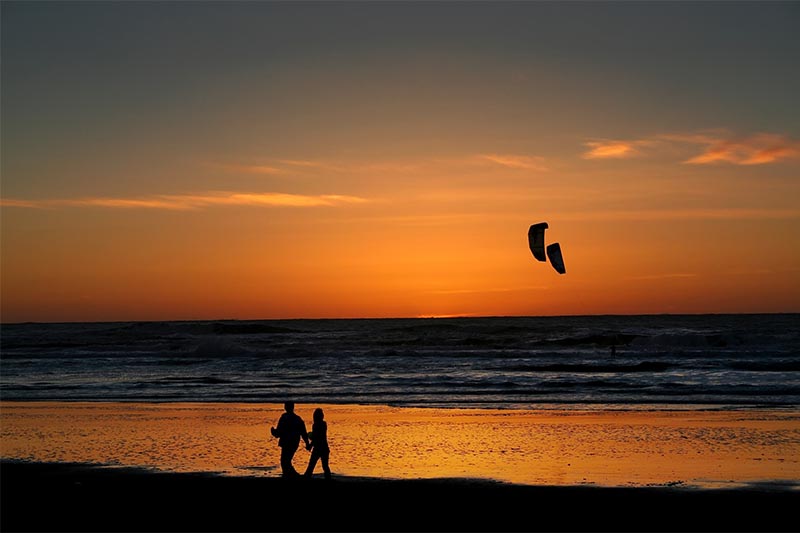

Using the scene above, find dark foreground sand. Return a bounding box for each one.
[1,460,797,533]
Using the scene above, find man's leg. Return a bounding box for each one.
[281,446,300,477]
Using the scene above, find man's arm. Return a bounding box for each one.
[271,414,285,438]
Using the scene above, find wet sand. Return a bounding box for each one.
[2,402,799,489]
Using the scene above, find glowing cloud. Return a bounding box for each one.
[0,192,369,210]
[681,133,800,165]
[0,199,41,208]
[582,140,645,159]
[225,165,283,175]
[584,131,800,165]
[279,160,326,167]
[626,273,698,281]
[221,154,550,179]
[430,286,550,295]
[478,154,548,171]
[558,207,800,222]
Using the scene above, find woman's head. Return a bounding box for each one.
[313,408,324,422]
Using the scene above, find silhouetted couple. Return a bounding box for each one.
[270,401,331,480]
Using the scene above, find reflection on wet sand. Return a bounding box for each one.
[1,402,798,489]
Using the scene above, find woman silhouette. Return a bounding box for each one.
[304,407,331,480]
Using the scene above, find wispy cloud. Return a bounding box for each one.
[626,273,698,281]
[583,130,800,165]
[0,199,42,208]
[213,159,343,175]
[218,153,552,180]
[723,267,800,277]
[278,159,328,168]
[0,191,369,210]
[678,133,800,165]
[582,140,655,159]
[430,285,550,295]
[222,164,283,175]
[478,154,548,171]
[558,207,800,221]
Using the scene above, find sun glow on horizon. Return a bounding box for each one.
[2,144,799,322]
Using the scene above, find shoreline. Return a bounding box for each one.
[4,397,799,409]
[2,459,799,533]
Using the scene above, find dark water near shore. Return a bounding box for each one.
[1,314,798,410]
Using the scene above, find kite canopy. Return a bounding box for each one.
[528,221,566,274]
[546,243,566,274]
[528,223,548,262]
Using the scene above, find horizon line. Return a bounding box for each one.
[2,310,797,326]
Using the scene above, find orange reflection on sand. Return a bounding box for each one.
[1,402,798,489]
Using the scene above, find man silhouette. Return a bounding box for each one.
[270,401,310,478]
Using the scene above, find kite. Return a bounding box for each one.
[527,222,548,262]
[528,222,566,274]
[546,243,566,274]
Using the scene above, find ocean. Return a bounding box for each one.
[2,313,799,410]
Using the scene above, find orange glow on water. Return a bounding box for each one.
[2,402,798,489]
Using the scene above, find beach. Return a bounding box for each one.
[3,0,800,530]
[2,459,798,533]
[2,402,799,488]
[1,402,799,532]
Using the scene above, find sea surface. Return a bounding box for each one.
[1,314,799,410]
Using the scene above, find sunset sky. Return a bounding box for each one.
[2,1,799,323]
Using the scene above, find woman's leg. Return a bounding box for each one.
[320,450,331,479]
[304,450,319,477]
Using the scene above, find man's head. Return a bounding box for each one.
[284,401,295,413]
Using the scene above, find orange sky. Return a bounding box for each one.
[2,2,799,322]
